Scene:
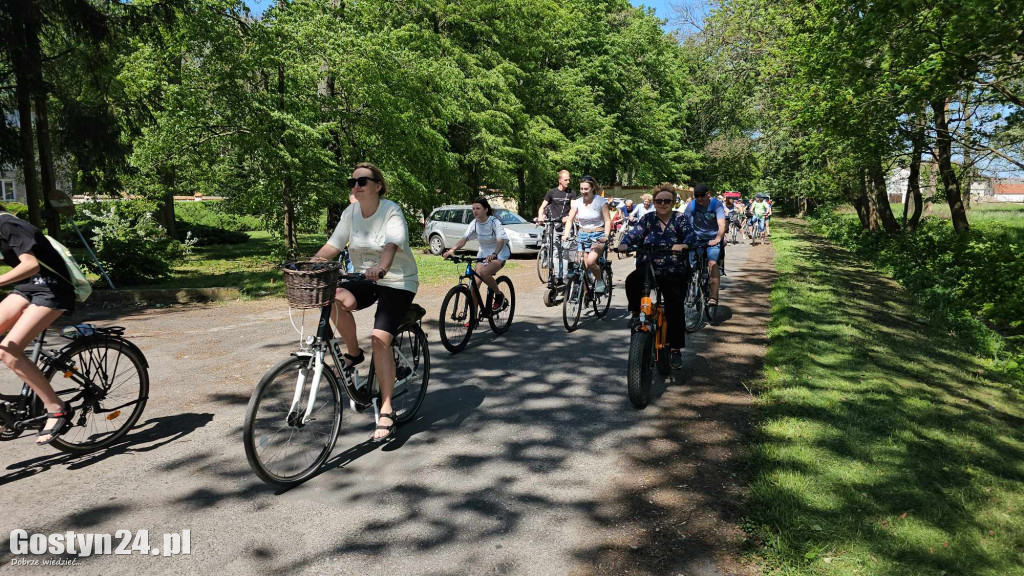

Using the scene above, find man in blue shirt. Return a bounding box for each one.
[682,183,726,313]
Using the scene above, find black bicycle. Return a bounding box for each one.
[0,325,149,454]
[621,244,684,408]
[562,237,613,332]
[438,255,516,353]
[243,263,430,487]
[728,214,742,244]
[685,242,713,332]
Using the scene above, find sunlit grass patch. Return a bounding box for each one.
[747,220,1024,576]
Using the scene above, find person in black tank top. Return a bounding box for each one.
[0,208,76,445]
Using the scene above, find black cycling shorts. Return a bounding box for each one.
[337,280,415,336]
[11,288,74,314]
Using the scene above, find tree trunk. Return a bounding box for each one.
[10,2,42,227]
[961,92,972,210]
[931,99,970,232]
[905,113,926,231]
[860,169,881,231]
[324,74,345,235]
[868,158,901,233]
[277,55,297,253]
[849,183,871,229]
[23,2,60,238]
[516,166,528,217]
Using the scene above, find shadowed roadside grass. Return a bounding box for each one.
[747,219,1024,576]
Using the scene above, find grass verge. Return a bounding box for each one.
[746,219,1024,576]
[129,231,519,296]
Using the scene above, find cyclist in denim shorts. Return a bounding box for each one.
[562,175,612,294]
[682,183,726,311]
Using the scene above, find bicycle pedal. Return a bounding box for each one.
[350,399,370,413]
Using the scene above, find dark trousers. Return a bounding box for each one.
[625,267,687,350]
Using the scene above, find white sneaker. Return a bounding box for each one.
[594,280,607,294]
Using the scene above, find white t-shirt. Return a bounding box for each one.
[327,199,419,293]
[462,216,512,261]
[572,195,607,230]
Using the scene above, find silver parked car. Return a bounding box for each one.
[422,204,541,256]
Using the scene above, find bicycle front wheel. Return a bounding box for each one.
[439,284,475,354]
[562,276,584,332]
[487,277,516,335]
[243,355,342,488]
[626,330,654,409]
[684,276,706,333]
[47,337,149,455]
[593,266,613,318]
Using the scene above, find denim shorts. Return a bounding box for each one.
[689,243,722,267]
[577,231,606,252]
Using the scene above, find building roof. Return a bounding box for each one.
[993,181,1024,195]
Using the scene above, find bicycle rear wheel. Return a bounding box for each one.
[487,277,516,335]
[593,266,613,318]
[369,324,430,424]
[46,337,149,455]
[626,330,654,409]
[243,355,342,488]
[562,275,584,332]
[439,284,475,354]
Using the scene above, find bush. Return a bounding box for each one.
[173,220,249,246]
[811,210,1024,358]
[84,206,187,285]
[174,201,261,232]
[1,202,29,219]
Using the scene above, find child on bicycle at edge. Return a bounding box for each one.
[312,163,419,442]
[442,197,511,314]
[0,207,77,445]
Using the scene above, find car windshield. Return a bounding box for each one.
[495,209,527,225]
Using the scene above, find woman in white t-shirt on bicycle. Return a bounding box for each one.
[442,197,510,314]
[562,175,611,293]
[313,162,419,442]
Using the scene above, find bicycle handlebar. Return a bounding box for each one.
[444,255,489,264]
[618,244,688,256]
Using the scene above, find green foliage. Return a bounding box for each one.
[753,220,1024,576]
[1,202,30,220]
[83,204,187,284]
[812,210,1024,358]
[173,202,261,232]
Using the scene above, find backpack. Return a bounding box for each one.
[0,214,92,302]
[41,236,93,302]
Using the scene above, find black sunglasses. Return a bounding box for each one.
[654,198,674,205]
[347,176,380,188]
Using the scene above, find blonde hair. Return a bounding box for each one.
[641,193,653,202]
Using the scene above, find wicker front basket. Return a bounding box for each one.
[282,261,340,309]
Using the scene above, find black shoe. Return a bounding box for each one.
[670,350,684,370]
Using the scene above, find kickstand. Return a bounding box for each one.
[372,397,380,426]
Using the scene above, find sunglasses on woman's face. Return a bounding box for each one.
[654,198,674,205]
[347,176,379,188]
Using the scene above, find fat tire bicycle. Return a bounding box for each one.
[438,255,515,354]
[243,264,430,488]
[562,237,613,332]
[685,242,713,332]
[0,324,150,455]
[621,245,684,408]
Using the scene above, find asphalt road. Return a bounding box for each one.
[0,240,770,576]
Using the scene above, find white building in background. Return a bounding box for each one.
[885,166,1011,203]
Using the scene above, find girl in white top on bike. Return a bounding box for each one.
[443,197,510,314]
[562,176,611,293]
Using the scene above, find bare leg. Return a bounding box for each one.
[371,329,395,440]
[474,261,505,303]
[0,299,67,443]
[331,287,361,358]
